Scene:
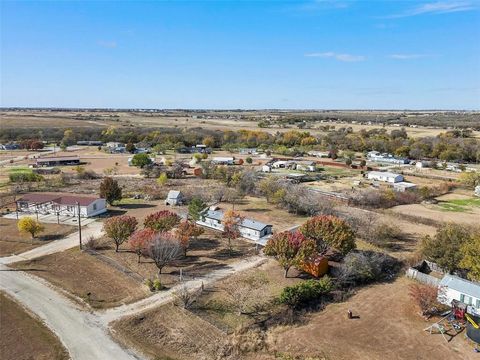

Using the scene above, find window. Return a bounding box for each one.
[93,204,97,210]
[476,299,480,308]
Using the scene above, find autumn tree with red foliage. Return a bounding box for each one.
[222,209,244,252]
[300,215,356,255]
[409,283,442,317]
[20,139,44,150]
[129,228,156,262]
[144,210,180,232]
[103,215,138,252]
[264,230,316,278]
[175,220,204,256]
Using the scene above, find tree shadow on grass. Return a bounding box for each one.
[189,238,220,252]
[210,248,245,260]
[117,204,157,210]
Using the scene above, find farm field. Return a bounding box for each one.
[0,292,69,360]
[2,110,479,138]
[0,217,75,257]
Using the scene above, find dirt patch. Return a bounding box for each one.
[270,277,476,360]
[0,291,69,360]
[11,247,148,309]
[0,218,75,257]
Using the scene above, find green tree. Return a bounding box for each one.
[458,172,480,189]
[421,223,470,274]
[188,197,206,221]
[157,173,168,186]
[18,217,44,239]
[299,215,356,255]
[245,157,253,164]
[99,177,122,205]
[61,129,76,146]
[459,232,480,281]
[131,153,152,168]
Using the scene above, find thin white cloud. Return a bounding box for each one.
[385,1,476,18]
[295,0,350,12]
[305,52,366,62]
[97,40,117,48]
[388,54,430,60]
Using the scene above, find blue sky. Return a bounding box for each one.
[1,0,479,109]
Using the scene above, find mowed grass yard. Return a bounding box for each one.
[437,197,480,212]
[0,218,75,257]
[0,292,69,360]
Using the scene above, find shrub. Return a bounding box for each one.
[279,277,333,308]
[9,171,43,183]
[99,177,122,205]
[409,283,444,316]
[338,251,400,286]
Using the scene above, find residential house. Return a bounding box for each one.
[367,151,409,165]
[438,274,480,316]
[16,193,107,218]
[393,182,417,192]
[307,150,329,158]
[367,171,404,183]
[196,209,273,244]
[165,190,184,206]
[239,148,258,155]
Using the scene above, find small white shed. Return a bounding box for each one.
[165,190,184,206]
[367,171,404,183]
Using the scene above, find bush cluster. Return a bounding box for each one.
[279,276,333,308]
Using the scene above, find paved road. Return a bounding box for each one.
[0,265,140,360]
[0,221,103,265]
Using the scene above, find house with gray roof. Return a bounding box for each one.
[438,274,480,316]
[196,209,273,244]
[165,190,184,206]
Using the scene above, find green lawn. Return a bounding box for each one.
[437,198,480,212]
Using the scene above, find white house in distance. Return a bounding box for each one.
[438,274,480,316]
[16,193,107,218]
[196,209,273,244]
[367,171,404,183]
[212,157,235,165]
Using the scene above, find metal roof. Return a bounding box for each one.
[18,193,102,207]
[439,274,480,299]
[167,190,182,199]
[202,210,271,231]
[368,171,403,178]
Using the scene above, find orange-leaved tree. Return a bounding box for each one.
[222,209,244,252]
[175,220,204,256]
[299,215,355,255]
[264,230,316,278]
[129,228,156,263]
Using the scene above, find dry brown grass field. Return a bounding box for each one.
[0,292,69,360]
[0,218,75,257]
[2,109,479,138]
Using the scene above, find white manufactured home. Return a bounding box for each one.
[438,274,480,316]
[196,209,273,244]
[16,193,107,218]
[367,171,404,183]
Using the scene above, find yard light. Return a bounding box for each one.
[76,202,82,250]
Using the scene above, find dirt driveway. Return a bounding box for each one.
[271,277,476,360]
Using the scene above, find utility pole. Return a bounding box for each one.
[76,202,82,249]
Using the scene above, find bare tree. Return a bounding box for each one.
[146,232,182,277]
[173,281,203,309]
